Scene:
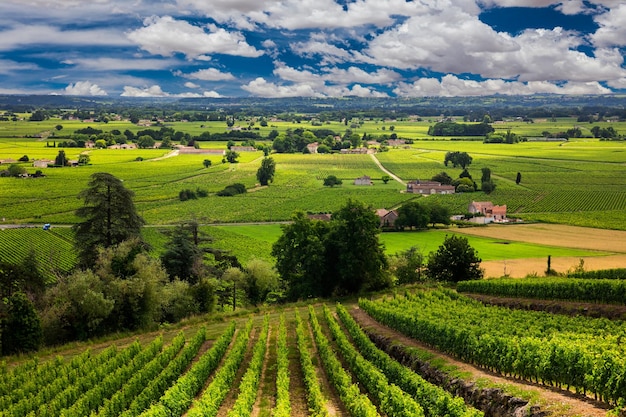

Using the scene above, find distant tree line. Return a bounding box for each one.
[428,121,494,136]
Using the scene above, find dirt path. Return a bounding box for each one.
[349,307,610,417]
[369,153,405,185]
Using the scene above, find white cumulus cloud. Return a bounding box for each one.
[127,16,263,59]
[184,68,236,81]
[64,81,108,96]
[393,74,612,97]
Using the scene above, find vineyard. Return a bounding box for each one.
[359,290,626,405]
[457,277,626,304]
[0,305,488,417]
[0,227,76,280]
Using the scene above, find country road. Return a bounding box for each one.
[369,153,405,186]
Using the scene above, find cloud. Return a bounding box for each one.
[0,60,39,74]
[393,74,612,96]
[241,77,321,97]
[291,38,354,65]
[121,85,170,97]
[360,7,626,86]
[121,84,222,97]
[127,16,263,59]
[184,81,200,88]
[179,0,431,30]
[241,63,393,97]
[591,4,626,47]
[62,57,179,71]
[64,81,108,96]
[322,67,401,84]
[183,68,236,81]
[0,25,130,50]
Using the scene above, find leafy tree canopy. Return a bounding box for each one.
[426,235,483,282]
[73,172,145,268]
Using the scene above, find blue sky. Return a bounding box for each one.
[0,0,625,98]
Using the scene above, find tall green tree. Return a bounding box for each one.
[256,156,276,186]
[444,151,473,169]
[225,150,239,163]
[161,220,209,284]
[426,235,483,282]
[391,246,425,284]
[395,201,430,230]
[272,211,331,300]
[425,201,451,227]
[54,149,68,166]
[73,172,145,268]
[326,199,390,294]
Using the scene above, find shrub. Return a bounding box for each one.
[179,189,198,201]
[217,183,247,196]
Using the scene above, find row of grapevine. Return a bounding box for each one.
[0,349,94,407]
[272,314,291,417]
[140,321,240,417]
[185,318,256,417]
[227,315,270,417]
[2,345,120,416]
[334,303,482,417]
[320,305,425,417]
[31,341,144,417]
[359,291,626,404]
[307,305,380,417]
[294,309,328,417]
[58,337,164,417]
[118,326,209,417]
[93,331,186,417]
[568,268,626,280]
[457,277,626,304]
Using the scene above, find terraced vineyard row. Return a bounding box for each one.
[0,227,76,279]
[0,307,481,417]
[359,290,626,405]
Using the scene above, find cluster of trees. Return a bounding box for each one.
[428,121,494,136]
[393,201,451,230]
[389,234,483,285]
[272,201,390,300]
[272,199,482,301]
[591,125,620,139]
[440,151,496,193]
[484,129,521,143]
[0,172,284,354]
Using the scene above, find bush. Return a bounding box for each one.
[179,189,198,201]
[217,183,247,196]
[1,292,43,355]
[160,280,199,323]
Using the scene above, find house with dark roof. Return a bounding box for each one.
[406,180,455,195]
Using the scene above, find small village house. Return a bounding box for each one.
[406,180,455,195]
[376,208,399,228]
[306,142,319,154]
[354,175,373,186]
[468,201,507,223]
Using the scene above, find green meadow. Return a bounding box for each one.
[204,224,606,262]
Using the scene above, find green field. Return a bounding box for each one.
[1,116,625,230]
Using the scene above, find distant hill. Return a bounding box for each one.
[1,94,626,117]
